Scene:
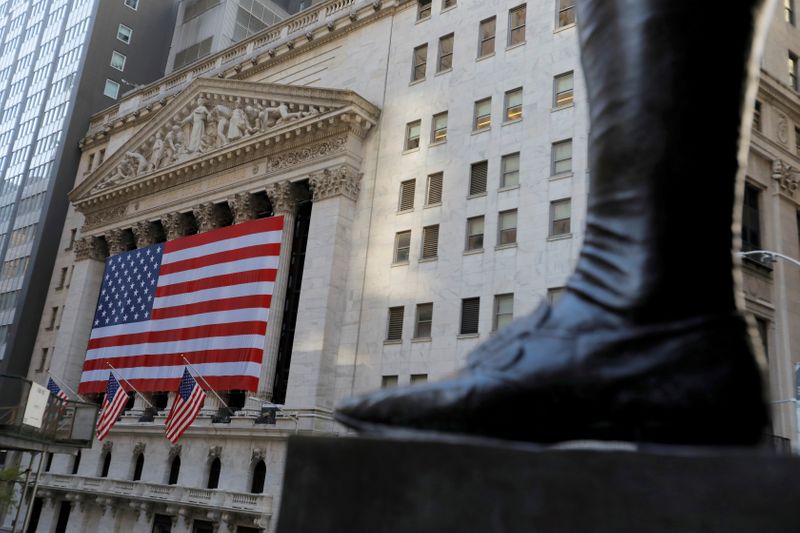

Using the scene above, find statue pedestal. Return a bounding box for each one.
[276,435,800,533]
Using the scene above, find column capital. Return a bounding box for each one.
[132,221,157,248]
[74,237,107,262]
[162,212,193,241]
[105,228,128,256]
[193,202,218,233]
[228,192,257,224]
[265,181,300,215]
[309,165,362,202]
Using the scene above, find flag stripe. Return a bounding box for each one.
[156,256,279,286]
[90,308,269,339]
[153,285,273,311]
[159,244,281,276]
[164,216,284,254]
[87,321,267,349]
[166,388,206,440]
[81,375,259,395]
[81,348,264,372]
[81,361,261,383]
[85,334,266,360]
[154,269,277,297]
[152,295,272,320]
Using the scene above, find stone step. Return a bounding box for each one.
[276,435,800,533]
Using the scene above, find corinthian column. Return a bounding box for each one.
[162,212,193,241]
[260,181,300,402]
[283,165,361,417]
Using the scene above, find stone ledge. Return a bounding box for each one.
[277,435,800,533]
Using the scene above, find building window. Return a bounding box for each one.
[557,0,576,28]
[56,267,68,289]
[498,210,518,245]
[405,120,421,150]
[504,88,523,122]
[551,139,573,174]
[116,24,132,44]
[421,225,439,259]
[386,306,405,341]
[460,297,480,335]
[438,34,454,72]
[550,199,572,236]
[431,112,448,143]
[72,450,81,475]
[103,79,120,100]
[795,126,800,154]
[554,71,574,107]
[382,375,399,388]
[66,228,77,250]
[754,101,762,132]
[508,4,527,47]
[494,294,514,331]
[755,317,770,360]
[414,303,433,338]
[399,179,416,212]
[251,460,266,494]
[168,456,181,485]
[207,458,221,489]
[184,0,222,21]
[789,52,798,90]
[110,51,126,71]
[469,161,488,196]
[787,0,796,25]
[173,37,213,70]
[501,153,520,188]
[132,453,144,481]
[742,183,761,251]
[412,44,428,82]
[100,452,112,478]
[478,17,496,58]
[547,287,566,304]
[426,173,443,205]
[46,307,58,330]
[411,374,428,384]
[417,0,432,20]
[124,0,139,10]
[36,347,48,372]
[394,231,411,263]
[465,216,484,251]
[473,98,492,131]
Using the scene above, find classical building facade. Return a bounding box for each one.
[8,0,800,531]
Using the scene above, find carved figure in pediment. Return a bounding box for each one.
[165,124,186,163]
[227,101,251,141]
[245,105,261,135]
[182,97,212,154]
[275,102,305,125]
[126,151,148,176]
[148,133,165,171]
[213,105,232,148]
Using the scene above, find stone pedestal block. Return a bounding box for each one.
[277,435,800,533]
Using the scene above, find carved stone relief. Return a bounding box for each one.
[772,159,800,195]
[168,445,182,460]
[776,112,789,144]
[133,441,146,456]
[208,445,222,459]
[83,205,128,230]
[266,135,347,174]
[251,448,266,462]
[309,164,362,202]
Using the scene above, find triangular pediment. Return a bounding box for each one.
[71,78,379,208]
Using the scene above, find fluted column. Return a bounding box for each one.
[260,181,300,402]
[284,165,361,415]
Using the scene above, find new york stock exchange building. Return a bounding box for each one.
[11,0,800,531]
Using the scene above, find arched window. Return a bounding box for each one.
[100,452,111,478]
[71,450,81,475]
[168,456,180,485]
[132,453,144,481]
[250,460,266,494]
[207,457,221,489]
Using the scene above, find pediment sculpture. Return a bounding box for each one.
[772,159,800,195]
[94,94,323,192]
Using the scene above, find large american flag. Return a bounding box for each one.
[78,216,283,394]
[96,373,129,441]
[165,368,207,443]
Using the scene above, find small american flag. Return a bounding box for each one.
[165,368,206,443]
[78,217,283,394]
[47,378,68,401]
[96,373,129,441]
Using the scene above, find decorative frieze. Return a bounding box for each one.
[83,204,127,230]
[265,181,300,215]
[265,135,348,174]
[309,164,362,202]
[772,159,800,196]
[132,221,157,248]
[162,212,194,241]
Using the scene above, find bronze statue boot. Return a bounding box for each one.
[335,0,771,445]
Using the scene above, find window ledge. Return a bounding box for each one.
[457,333,480,339]
[502,118,523,127]
[409,78,425,87]
[435,68,453,77]
[547,233,573,242]
[402,147,421,155]
[467,192,487,199]
[476,52,495,62]
[424,202,442,209]
[441,4,457,14]
[471,127,491,136]
[548,172,574,182]
[495,243,518,250]
[506,41,527,51]
[552,103,575,112]
[415,15,431,25]
[411,337,432,343]
[397,208,414,215]
[384,339,403,346]
[498,184,520,192]
[554,23,576,34]
[463,248,484,256]
[419,257,438,263]
[391,261,410,267]
[429,140,447,147]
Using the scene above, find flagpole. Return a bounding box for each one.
[47,373,87,402]
[180,355,231,411]
[105,363,156,409]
